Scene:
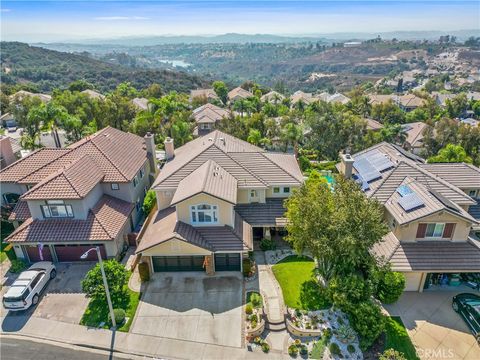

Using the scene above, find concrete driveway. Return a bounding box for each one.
[385,291,480,360]
[130,272,243,348]
[1,263,93,326]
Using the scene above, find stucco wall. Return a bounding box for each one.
[175,193,234,226]
[156,190,174,210]
[266,186,298,198]
[141,238,211,256]
[404,272,424,291]
[237,189,266,204]
[394,211,472,242]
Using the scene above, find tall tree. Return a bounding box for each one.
[428,144,473,164]
[212,81,228,105]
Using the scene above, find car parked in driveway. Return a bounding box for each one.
[453,293,480,343]
[2,262,56,311]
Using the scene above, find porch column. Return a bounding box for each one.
[205,254,215,276]
[263,227,271,240]
[49,244,58,263]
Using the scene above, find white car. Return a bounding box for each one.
[3,262,56,311]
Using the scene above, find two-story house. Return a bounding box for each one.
[1,127,156,263]
[338,143,480,292]
[136,130,303,274]
[192,103,231,136]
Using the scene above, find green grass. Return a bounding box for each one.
[272,255,330,310]
[384,316,419,360]
[1,221,16,263]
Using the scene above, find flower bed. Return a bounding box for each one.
[287,308,363,359]
[265,249,297,265]
[245,291,265,339]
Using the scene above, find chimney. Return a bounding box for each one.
[144,132,157,175]
[340,153,355,178]
[164,137,175,161]
[0,136,16,168]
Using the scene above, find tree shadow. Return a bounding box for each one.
[299,280,331,310]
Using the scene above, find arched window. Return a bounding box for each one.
[190,204,218,224]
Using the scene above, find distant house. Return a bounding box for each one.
[9,91,51,103]
[460,118,479,127]
[467,92,480,102]
[368,94,395,106]
[364,118,384,132]
[290,91,313,107]
[260,91,285,104]
[0,136,21,168]
[397,94,426,112]
[227,87,253,102]
[432,92,457,107]
[192,103,231,136]
[81,89,105,101]
[327,93,350,105]
[401,122,429,155]
[190,89,219,103]
[131,97,150,111]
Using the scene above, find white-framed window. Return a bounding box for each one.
[42,200,74,218]
[425,223,445,238]
[273,187,280,194]
[469,190,477,198]
[140,167,145,179]
[111,183,119,190]
[190,204,218,224]
[200,123,211,130]
[283,187,290,194]
[133,175,138,187]
[250,190,257,198]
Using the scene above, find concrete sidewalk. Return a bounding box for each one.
[0,315,287,359]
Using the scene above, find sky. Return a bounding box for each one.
[1,1,479,42]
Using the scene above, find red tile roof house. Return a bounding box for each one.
[1,127,157,263]
[135,130,303,274]
[338,143,480,292]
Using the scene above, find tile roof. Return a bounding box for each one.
[469,199,480,223]
[8,200,31,221]
[190,89,219,100]
[6,195,133,243]
[261,91,285,103]
[81,89,105,100]
[228,87,253,100]
[372,232,480,271]
[364,118,384,131]
[153,130,302,191]
[132,98,149,110]
[419,163,480,189]
[10,90,51,103]
[136,207,251,253]
[234,198,287,226]
[384,177,476,225]
[171,160,238,205]
[0,127,147,184]
[401,122,429,147]
[192,103,230,124]
[290,91,313,105]
[21,155,104,200]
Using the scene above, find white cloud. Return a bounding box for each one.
[94,16,149,21]
[1,8,12,13]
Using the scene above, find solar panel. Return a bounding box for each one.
[353,158,381,183]
[396,185,413,197]
[353,174,370,191]
[367,151,395,172]
[398,193,425,212]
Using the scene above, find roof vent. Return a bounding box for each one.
[208,137,213,142]
[219,137,226,145]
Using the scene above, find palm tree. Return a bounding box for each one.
[281,122,303,155]
[247,129,262,146]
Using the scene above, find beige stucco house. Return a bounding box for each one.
[136,130,303,274]
[1,127,156,263]
[339,143,480,292]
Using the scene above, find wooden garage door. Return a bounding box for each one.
[25,245,53,263]
[152,256,205,272]
[54,244,107,262]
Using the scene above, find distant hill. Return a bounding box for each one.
[0,42,209,93]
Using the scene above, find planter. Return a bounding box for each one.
[286,318,323,337]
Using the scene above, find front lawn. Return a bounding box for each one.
[1,221,16,263]
[384,316,419,360]
[272,255,330,310]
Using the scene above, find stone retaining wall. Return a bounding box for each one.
[286,318,323,337]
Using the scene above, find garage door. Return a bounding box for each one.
[25,245,53,263]
[215,253,241,271]
[54,244,107,262]
[152,256,205,272]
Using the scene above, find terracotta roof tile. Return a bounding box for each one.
[8,200,31,221]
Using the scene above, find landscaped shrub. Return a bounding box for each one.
[250,292,262,308]
[288,344,298,357]
[111,308,126,325]
[323,327,332,340]
[300,345,308,355]
[379,349,407,360]
[261,342,270,353]
[347,300,386,350]
[242,258,252,277]
[245,304,253,315]
[260,238,276,251]
[337,325,356,343]
[347,344,356,354]
[253,336,262,344]
[329,342,341,356]
[9,259,27,273]
[142,190,156,215]
[138,261,150,282]
[377,272,406,304]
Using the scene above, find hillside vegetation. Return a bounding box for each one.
[0,42,208,93]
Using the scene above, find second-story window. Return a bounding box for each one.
[140,167,145,179]
[42,200,74,218]
[273,187,280,194]
[425,223,445,238]
[283,187,290,194]
[111,183,119,190]
[133,175,138,187]
[191,204,218,224]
